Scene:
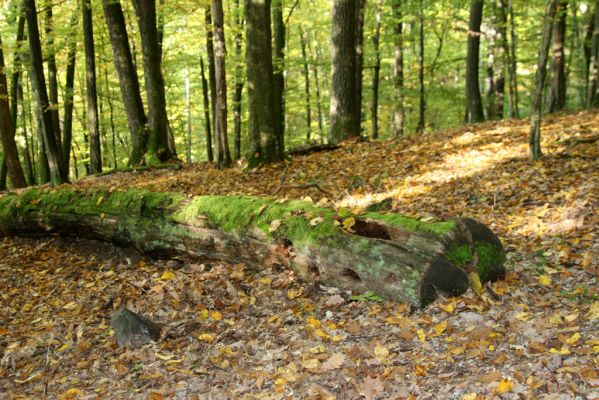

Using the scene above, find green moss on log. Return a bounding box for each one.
[443,241,505,281]
[363,212,455,236]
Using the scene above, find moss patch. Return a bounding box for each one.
[443,241,505,282]
[363,212,455,236]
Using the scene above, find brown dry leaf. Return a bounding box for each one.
[360,376,384,400]
[269,219,282,232]
[320,352,346,372]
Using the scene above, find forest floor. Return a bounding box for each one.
[0,111,598,399]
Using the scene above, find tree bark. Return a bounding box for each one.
[0,188,506,307]
[132,0,174,164]
[199,56,213,162]
[355,0,366,131]
[62,12,78,173]
[466,0,485,123]
[44,3,62,150]
[549,0,568,113]
[103,0,148,166]
[205,7,218,158]
[299,27,312,141]
[307,35,324,137]
[0,34,27,188]
[212,0,232,168]
[233,0,244,161]
[416,0,426,133]
[82,0,102,174]
[507,0,519,117]
[588,0,599,107]
[392,0,405,139]
[329,0,360,143]
[529,0,558,160]
[272,0,285,155]
[24,0,66,185]
[371,0,382,139]
[485,0,506,120]
[245,0,281,167]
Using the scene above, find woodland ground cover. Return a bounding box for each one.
[0,111,597,399]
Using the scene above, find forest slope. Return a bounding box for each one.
[0,111,597,398]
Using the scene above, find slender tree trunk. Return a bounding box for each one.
[157,0,165,60]
[205,7,218,158]
[233,0,244,161]
[416,0,426,133]
[588,0,599,107]
[371,0,382,139]
[272,0,285,155]
[185,68,192,164]
[61,12,78,173]
[307,35,324,137]
[199,56,213,162]
[529,0,558,160]
[355,0,366,131]
[299,27,312,141]
[19,83,35,185]
[24,0,66,185]
[44,3,62,149]
[486,0,505,120]
[212,0,231,168]
[9,13,25,134]
[508,0,519,117]
[245,0,281,167]
[132,0,174,164]
[392,0,405,139]
[82,0,102,174]
[103,0,148,166]
[549,0,568,112]
[0,35,27,188]
[329,0,360,143]
[466,0,485,123]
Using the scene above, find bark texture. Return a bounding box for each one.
[529,0,558,160]
[272,0,285,155]
[392,0,405,138]
[549,0,568,113]
[329,0,360,143]
[245,0,281,167]
[82,0,102,174]
[24,0,66,185]
[103,0,148,166]
[0,189,506,307]
[466,0,485,123]
[132,0,174,164]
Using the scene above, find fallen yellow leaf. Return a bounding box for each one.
[538,274,551,286]
[495,378,513,394]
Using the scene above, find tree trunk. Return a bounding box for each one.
[9,13,25,136]
[205,7,218,158]
[299,27,312,141]
[44,3,62,150]
[185,68,192,164]
[392,0,405,139]
[329,0,360,143]
[132,0,174,164]
[588,0,599,107]
[416,0,426,133]
[62,12,78,173]
[549,0,568,113]
[245,0,281,168]
[212,0,232,168]
[529,0,558,160]
[82,0,102,174]
[507,0,519,118]
[233,0,244,161]
[0,188,506,308]
[272,0,285,156]
[355,0,366,132]
[199,56,214,162]
[24,0,66,185]
[103,0,148,166]
[307,36,324,137]
[490,0,507,120]
[0,34,27,188]
[466,0,485,123]
[371,0,382,139]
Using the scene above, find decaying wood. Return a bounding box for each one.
[288,143,340,156]
[0,188,506,306]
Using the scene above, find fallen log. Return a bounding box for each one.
[287,143,340,156]
[0,188,505,306]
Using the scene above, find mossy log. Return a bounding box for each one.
[0,188,506,306]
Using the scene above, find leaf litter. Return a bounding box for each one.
[1,111,598,398]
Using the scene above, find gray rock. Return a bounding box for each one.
[111,307,161,348]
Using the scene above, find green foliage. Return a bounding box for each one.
[350,291,384,302]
